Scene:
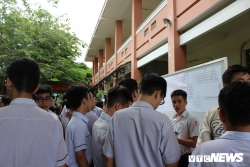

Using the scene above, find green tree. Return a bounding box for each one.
[0,1,91,93]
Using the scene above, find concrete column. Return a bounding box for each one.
[114,20,123,69]
[131,0,142,81]
[98,50,104,69]
[92,61,95,84]
[167,0,186,73]
[105,38,111,64]
[94,57,98,76]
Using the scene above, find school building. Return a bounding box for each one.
[84,0,250,91]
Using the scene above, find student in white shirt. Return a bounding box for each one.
[118,78,139,105]
[189,81,250,167]
[36,84,60,120]
[103,73,181,167]
[65,85,93,167]
[92,86,132,167]
[0,58,68,167]
[171,89,199,167]
[86,92,99,135]
[197,65,250,146]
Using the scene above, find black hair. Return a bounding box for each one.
[222,65,249,85]
[32,94,38,103]
[65,85,89,110]
[49,106,56,112]
[7,58,40,93]
[36,84,52,97]
[219,81,250,126]
[1,95,10,105]
[96,98,103,109]
[118,78,138,94]
[107,86,133,108]
[140,73,167,98]
[62,94,67,101]
[171,89,187,101]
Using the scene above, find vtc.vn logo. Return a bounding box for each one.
[189,153,244,162]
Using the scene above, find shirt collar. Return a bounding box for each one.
[132,101,154,110]
[181,110,188,117]
[10,98,36,106]
[72,111,88,123]
[173,110,188,118]
[100,112,111,122]
[219,131,250,141]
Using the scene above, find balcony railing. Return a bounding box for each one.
[117,36,132,53]
[107,54,115,64]
[136,0,167,35]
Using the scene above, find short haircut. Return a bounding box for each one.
[7,58,40,93]
[65,85,90,110]
[171,89,187,101]
[107,86,133,108]
[32,94,38,103]
[49,106,56,112]
[36,84,52,97]
[222,65,249,85]
[1,95,10,105]
[96,98,103,109]
[219,81,250,126]
[62,94,67,100]
[118,78,138,94]
[140,73,167,98]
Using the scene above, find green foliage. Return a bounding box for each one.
[0,0,92,93]
[96,89,104,98]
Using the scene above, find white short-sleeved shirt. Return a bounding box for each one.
[0,98,68,167]
[48,109,60,121]
[103,101,181,167]
[189,131,250,167]
[65,112,92,167]
[60,105,70,131]
[171,110,199,155]
[93,106,104,117]
[92,112,111,167]
[86,110,99,135]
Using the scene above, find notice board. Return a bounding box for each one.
[157,57,228,127]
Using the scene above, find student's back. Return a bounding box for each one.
[105,102,179,167]
[0,58,68,167]
[0,100,67,167]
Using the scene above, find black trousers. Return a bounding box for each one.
[178,153,191,167]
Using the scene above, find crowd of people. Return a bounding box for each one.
[0,58,250,167]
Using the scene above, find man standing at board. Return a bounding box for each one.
[197,65,250,146]
[171,89,199,167]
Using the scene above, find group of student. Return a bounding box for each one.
[0,57,250,167]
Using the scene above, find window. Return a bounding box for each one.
[125,48,127,54]
[151,21,157,30]
[122,52,124,57]
[144,28,149,36]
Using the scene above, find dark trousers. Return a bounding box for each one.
[178,153,191,167]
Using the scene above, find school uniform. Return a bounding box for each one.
[92,112,111,167]
[0,98,68,167]
[189,131,250,167]
[171,110,199,167]
[60,105,70,131]
[65,111,92,167]
[196,106,225,146]
[103,101,181,167]
[93,106,104,117]
[48,109,60,121]
[86,110,99,135]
